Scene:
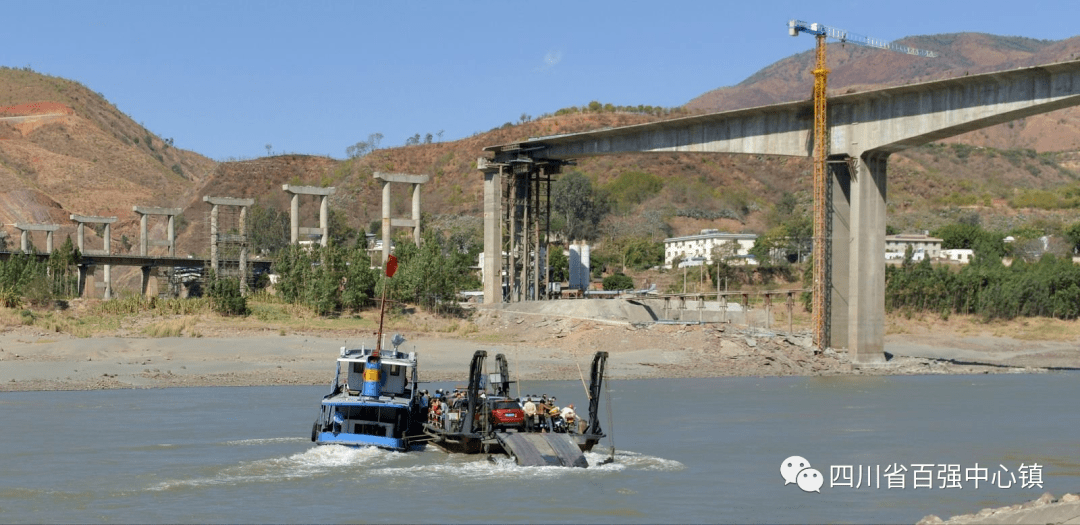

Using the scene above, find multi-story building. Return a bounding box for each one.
[884,233,943,259]
[663,229,758,268]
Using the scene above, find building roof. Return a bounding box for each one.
[664,231,758,243]
[885,233,943,243]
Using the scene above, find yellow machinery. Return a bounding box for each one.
[788,20,936,348]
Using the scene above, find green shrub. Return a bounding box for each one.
[602,273,634,291]
[207,274,249,316]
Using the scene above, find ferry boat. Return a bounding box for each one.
[309,334,427,451]
[422,350,610,467]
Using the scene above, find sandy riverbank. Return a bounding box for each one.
[1,301,1078,392]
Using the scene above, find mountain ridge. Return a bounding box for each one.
[1,32,1079,266]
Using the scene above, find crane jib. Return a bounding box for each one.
[787,19,938,58]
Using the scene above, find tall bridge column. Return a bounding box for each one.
[133,206,182,257]
[372,172,428,265]
[481,162,504,304]
[827,158,851,352]
[830,151,888,363]
[203,196,255,295]
[70,214,117,299]
[281,185,337,247]
[13,223,59,254]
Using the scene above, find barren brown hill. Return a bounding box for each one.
[0,66,215,252]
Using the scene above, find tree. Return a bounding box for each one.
[551,171,607,241]
[548,246,568,282]
[206,272,249,316]
[712,240,739,263]
[327,208,357,247]
[346,133,383,158]
[751,224,796,265]
[602,272,634,291]
[605,236,663,272]
[1066,221,1080,254]
[248,203,290,256]
[346,141,369,159]
[265,144,272,156]
[391,230,474,308]
[368,132,383,151]
[934,223,1005,260]
[604,171,663,214]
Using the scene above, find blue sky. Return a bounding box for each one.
[3,1,1077,161]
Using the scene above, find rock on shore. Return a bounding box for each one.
[919,492,1080,524]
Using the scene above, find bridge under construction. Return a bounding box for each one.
[479,59,1080,362]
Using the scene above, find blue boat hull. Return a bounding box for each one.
[314,431,407,451]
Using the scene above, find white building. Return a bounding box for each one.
[885,233,943,260]
[941,248,974,263]
[664,230,758,268]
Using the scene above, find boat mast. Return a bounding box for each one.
[374,254,398,357]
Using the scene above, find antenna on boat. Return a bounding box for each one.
[374,254,398,357]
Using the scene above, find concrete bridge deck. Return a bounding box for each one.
[0,251,272,298]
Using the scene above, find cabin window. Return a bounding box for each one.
[351,362,363,374]
[390,365,400,376]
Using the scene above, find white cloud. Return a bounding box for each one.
[537,50,563,71]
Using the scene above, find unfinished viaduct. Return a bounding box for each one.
[479,59,1080,363]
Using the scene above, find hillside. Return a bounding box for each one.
[4,32,1080,274]
[0,66,215,251]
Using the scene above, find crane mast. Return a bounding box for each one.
[788,19,936,349]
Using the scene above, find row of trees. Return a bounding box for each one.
[0,239,80,307]
[550,101,689,118]
[403,130,444,147]
[887,253,1080,320]
[271,230,481,316]
[346,132,384,159]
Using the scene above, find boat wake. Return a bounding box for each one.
[224,437,309,446]
[367,449,684,479]
[147,444,408,491]
[593,450,685,471]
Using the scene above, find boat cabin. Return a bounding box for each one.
[313,345,421,450]
[341,348,415,400]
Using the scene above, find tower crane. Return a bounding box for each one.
[788,20,937,349]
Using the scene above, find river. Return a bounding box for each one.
[1,374,1077,523]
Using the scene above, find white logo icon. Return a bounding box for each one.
[797,468,823,492]
[781,456,821,493]
[781,456,810,485]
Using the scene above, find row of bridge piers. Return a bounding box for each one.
[3,172,431,300]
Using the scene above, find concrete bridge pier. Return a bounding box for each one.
[140,266,162,298]
[71,214,117,299]
[203,196,254,295]
[373,172,428,265]
[281,185,336,247]
[13,224,59,253]
[826,152,889,364]
[482,164,504,304]
[133,206,181,257]
[77,265,87,297]
[76,265,107,299]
